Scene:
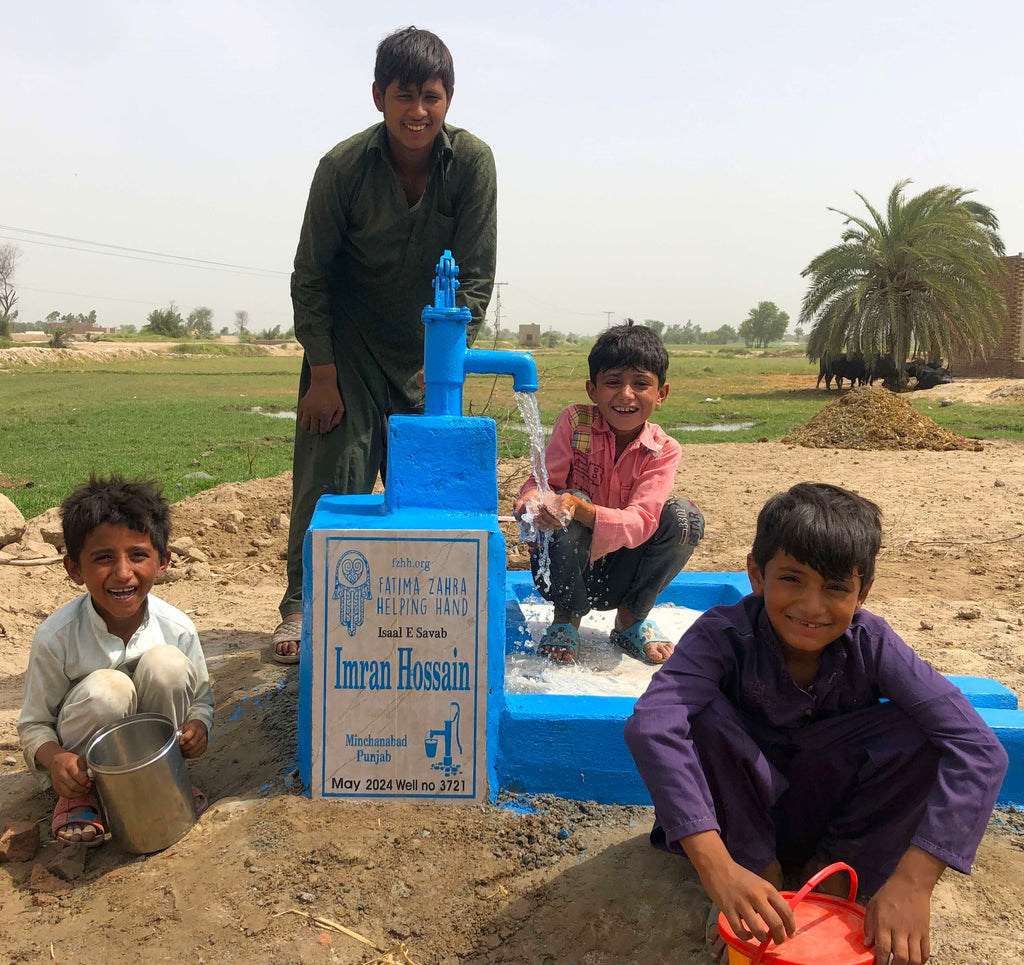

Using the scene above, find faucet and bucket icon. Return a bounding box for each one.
[424,702,462,775]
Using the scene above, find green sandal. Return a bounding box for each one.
[610,618,673,665]
[538,623,580,662]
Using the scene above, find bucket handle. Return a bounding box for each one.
[749,862,858,965]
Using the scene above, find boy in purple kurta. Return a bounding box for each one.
[624,483,1007,965]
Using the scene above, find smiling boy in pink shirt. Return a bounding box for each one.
[514,321,704,663]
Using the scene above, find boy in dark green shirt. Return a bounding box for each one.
[275,26,497,662]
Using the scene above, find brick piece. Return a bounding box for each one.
[45,845,87,881]
[28,863,70,893]
[0,822,40,863]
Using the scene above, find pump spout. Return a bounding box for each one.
[421,250,538,416]
[463,348,538,393]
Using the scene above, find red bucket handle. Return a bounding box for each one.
[749,862,858,965]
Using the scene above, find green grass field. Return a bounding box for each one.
[2,346,1022,518]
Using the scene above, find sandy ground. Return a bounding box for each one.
[1,377,1024,963]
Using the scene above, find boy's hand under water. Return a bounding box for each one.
[514,490,575,535]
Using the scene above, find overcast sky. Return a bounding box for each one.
[4,1,1023,336]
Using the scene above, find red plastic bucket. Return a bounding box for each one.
[717,863,873,965]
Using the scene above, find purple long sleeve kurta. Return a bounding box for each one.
[624,594,1008,874]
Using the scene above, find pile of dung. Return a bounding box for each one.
[782,386,983,451]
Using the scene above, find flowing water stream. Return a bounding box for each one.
[514,391,557,589]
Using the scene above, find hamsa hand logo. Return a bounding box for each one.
[333,550,371,636]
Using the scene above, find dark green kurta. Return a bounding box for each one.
[291,121,497,406]
[282,122,497,617]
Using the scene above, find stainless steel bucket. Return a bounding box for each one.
[84,713,195,854]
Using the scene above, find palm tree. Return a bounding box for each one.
[802,180,1006,389]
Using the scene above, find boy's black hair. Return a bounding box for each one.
[751,482,882,586]
[588,319,669,385]
[61,475,171,562]
[375,26,455,97]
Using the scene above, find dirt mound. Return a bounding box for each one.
[782,385,984,451]
[166,475,293,570]
[989,382,1024,400]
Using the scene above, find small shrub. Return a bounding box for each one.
[49,326,73,348]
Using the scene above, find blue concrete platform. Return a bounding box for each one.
[497,571,1024,808]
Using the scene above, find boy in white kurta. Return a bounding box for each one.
[18,476,214,847]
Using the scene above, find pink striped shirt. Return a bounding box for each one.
[520,404,682,561]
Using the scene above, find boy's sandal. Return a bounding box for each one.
[706,904,727,964]
[538,623,580,662]
[271,618,301,664]
[610,618,673,665]
[52,792,106,848]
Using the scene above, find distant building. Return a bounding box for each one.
[518,324,541,347]
[949,253,1024,377]
[66,322,108,337]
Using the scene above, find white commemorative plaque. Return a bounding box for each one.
[309,530,488,802]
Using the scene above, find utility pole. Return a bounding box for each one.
[479,282,508,415]
[604,311,613,327]
[492,282,508,344]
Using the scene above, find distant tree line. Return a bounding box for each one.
[639,318,740,345]
[141,303,292,340]
[476,317,749,347]
[7,309,100,334]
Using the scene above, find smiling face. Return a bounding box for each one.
[64,522,169,640]
[372,76,450,162]
[586,366,668,447]
[747,550,871,663]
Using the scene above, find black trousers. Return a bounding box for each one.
[530,490,704,620]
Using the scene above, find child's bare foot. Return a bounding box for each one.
[52,793,106,848]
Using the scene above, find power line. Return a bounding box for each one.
[19,285,168,306]
[0,224,289,277]
[1,234,287,278]
[493,281,508,332]
[18,285,286,321]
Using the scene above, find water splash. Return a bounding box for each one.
[514,391,555,590]
[505,600,702,696]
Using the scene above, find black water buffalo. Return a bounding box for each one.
[867,353,899,387]
[907,359,953,390]
[816,352,867,390]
